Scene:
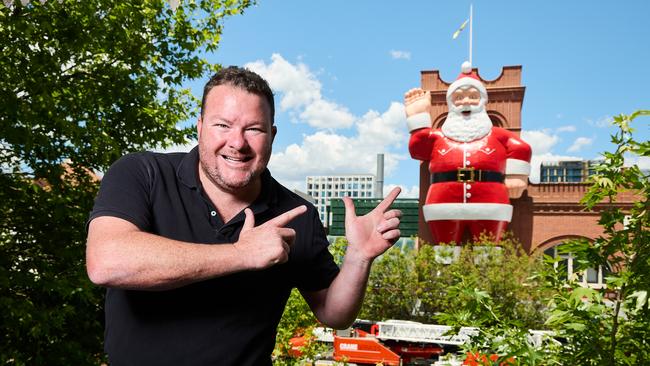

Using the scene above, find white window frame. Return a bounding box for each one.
[544,245,606,289]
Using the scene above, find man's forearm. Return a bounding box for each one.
[305,253,373,329]
[86,217,246,291]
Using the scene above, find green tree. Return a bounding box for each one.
[359,235,548,331]
[360,242,418,321]
[430,236,550,330]
[542,110,650,365]
[0,0,252,364]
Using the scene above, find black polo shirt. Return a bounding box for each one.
[88,147,339,366]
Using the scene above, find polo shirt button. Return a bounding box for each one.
[210,211,217,217]
[465,152,471,157]
[466,193,472,198]
[466,184,472,190]
[465,160,471,165]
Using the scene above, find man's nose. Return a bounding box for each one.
[227,128,248,150]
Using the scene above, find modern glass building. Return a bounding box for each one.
[539,160,600,183]
[306,174,376,224]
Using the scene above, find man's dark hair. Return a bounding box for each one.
[201,66,275,124]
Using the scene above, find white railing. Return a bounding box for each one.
[377,320,478,345]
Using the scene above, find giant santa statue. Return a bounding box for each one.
[404,62,532,245]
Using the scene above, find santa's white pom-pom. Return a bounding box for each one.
[461,61,472,74]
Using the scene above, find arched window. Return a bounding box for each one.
[543,244,608,289]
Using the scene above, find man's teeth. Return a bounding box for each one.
[224,156,246,162]
[223,155,251,163]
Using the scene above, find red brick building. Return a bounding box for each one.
[414,66,636,258]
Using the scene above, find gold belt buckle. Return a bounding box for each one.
[457,167,475,182]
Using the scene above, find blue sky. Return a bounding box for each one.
[178,0,649,197]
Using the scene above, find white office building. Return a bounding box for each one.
[306,174,377,224]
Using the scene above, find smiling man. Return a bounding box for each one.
[86,66,402,365]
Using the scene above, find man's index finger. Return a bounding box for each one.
[376,187,402,212]
[266,205,307,227]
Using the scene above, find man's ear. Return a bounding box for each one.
[271,125,277,143]
[197,115,203,137]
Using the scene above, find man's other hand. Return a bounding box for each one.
[343,187,402,263]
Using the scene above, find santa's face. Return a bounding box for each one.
[451,87,481,113]
[442,85,492,142]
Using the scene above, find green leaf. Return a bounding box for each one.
[628,291,648,312]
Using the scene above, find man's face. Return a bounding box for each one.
[197,84,276,193]
[450,86,481,116]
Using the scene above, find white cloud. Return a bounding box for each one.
[637,156,650,170]
[586,115,612,128]
[521,129,559,155]
[556,125,576,133]
[383,184,419,199]
[520,129,587,183]
[389,50,411,60]
[567,137,593,153]
[245,54,356,129]
[299,99,355,129]
[269,102,409,189]
[245,54,321,111]
[624,155,650,171]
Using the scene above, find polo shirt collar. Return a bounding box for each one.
[177,146,201,189]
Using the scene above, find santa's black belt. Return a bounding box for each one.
[431,168,504,183]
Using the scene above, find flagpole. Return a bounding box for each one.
[469,4,473,66]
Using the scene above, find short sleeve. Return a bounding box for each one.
[292,209,340,292]
[87,153,155,231]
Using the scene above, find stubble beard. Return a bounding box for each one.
[198,144,272,194]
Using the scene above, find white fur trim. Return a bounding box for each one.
[506,159,531,175]
[423,203,513,222]
[447,77,487,101]
[407,113,431,132]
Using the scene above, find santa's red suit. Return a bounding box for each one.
[409,126,531,244]
[406,63,532,244]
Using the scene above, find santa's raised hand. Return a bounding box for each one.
[343,187,402,262]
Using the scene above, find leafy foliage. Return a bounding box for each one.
[537,110,650,365]
[0,0,252,364]
[454,110,649,365]
[275,236,548,364]
[362,235,549,331]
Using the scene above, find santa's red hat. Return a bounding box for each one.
[446,61,488,103]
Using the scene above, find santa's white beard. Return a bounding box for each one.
[441,107,493,142]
